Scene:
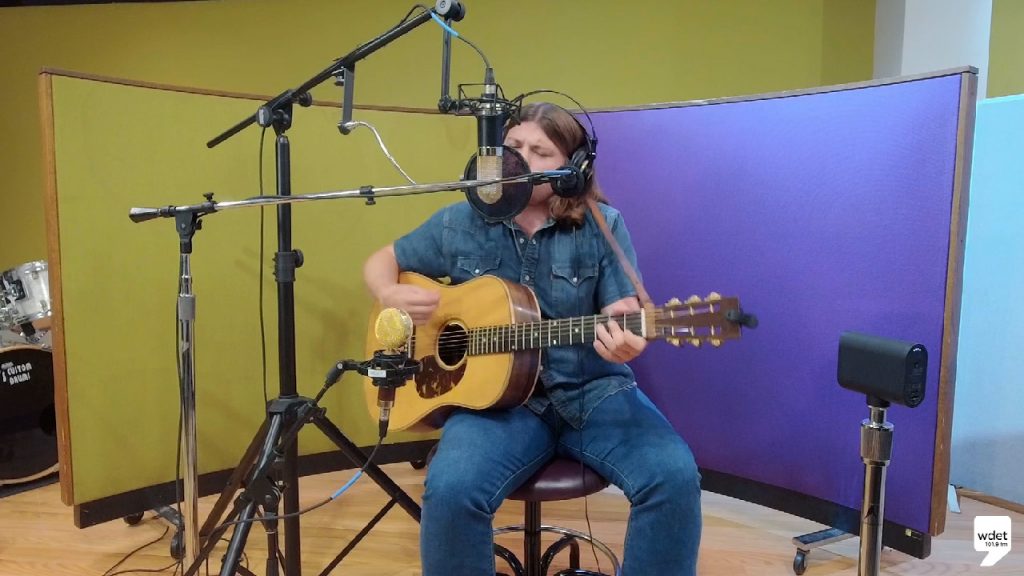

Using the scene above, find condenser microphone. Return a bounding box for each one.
[474,67,509,206]
[373,307,414,436]
[462,70,534,222]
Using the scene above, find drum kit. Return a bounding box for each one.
[0,259,58,487]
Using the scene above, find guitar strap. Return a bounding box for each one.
[586,198,655,311]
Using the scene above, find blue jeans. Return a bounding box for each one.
[421,387,702,575]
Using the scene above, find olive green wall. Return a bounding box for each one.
[0,0,875,266]
[988,0,1024,98]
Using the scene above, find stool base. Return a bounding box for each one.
[494,524,621,576]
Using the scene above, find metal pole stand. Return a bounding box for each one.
[175,208,203,571]
[789,396,894,576]
[857,397,893,576]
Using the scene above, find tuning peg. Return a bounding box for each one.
[667,297,682,306]
[710,338,722,347]
[705,292,721,301]
[667,337,682,347]
[684,295,701,305]
[688,338,702,348]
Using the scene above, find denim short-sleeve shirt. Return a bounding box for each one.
[393,201,641,428]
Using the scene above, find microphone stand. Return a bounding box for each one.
[131,171,544,576]
[174,198,214,571]
[132,4,467,575]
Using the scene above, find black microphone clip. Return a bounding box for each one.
[366,350,420,438]
[434,0,466,22]
[364,350,421,388]
[323,351,419,438]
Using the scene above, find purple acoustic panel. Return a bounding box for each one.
[592,72,969,540]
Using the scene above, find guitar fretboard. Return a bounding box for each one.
[467,311,647,355]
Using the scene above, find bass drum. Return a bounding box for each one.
[0,345,57,485]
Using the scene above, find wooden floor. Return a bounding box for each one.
[0,464,1021,575]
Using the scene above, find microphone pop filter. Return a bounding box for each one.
[462,146,532,222]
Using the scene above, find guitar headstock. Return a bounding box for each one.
[652,293,756,348]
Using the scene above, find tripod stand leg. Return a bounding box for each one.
[200,417,272,538]
[310,413,422,521]
[182,416,271,576]
[265,499,281,576]
[222,410,292,576]
[219,500,259,576]
[282,435,302,576]
[185,410,292,576]
[318,498,399,576]
[184,506,243,576]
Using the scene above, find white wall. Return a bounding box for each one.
[950,95,1024,505]
[874,0,992,98]
[873,0,905,79]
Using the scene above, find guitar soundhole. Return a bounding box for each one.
[437,323,468,368]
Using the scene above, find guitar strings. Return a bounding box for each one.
[413,310,702,345]
[418,310,702,340]
[416,328,696,351]
[402,310,702,350]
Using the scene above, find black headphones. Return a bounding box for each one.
[510,90,599,198]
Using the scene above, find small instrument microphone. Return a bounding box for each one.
[372,308,414,437]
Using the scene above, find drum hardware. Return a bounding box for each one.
[0,260,53,348]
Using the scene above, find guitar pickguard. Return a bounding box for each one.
[415,355,467,399]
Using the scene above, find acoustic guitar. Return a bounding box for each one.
[363,271,749,432]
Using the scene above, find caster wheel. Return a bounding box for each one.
[170,530,184,561]
[793,549,807,575]
[123,512,144,526]
[410,459,426,470]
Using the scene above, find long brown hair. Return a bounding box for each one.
[509,102,607,226]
